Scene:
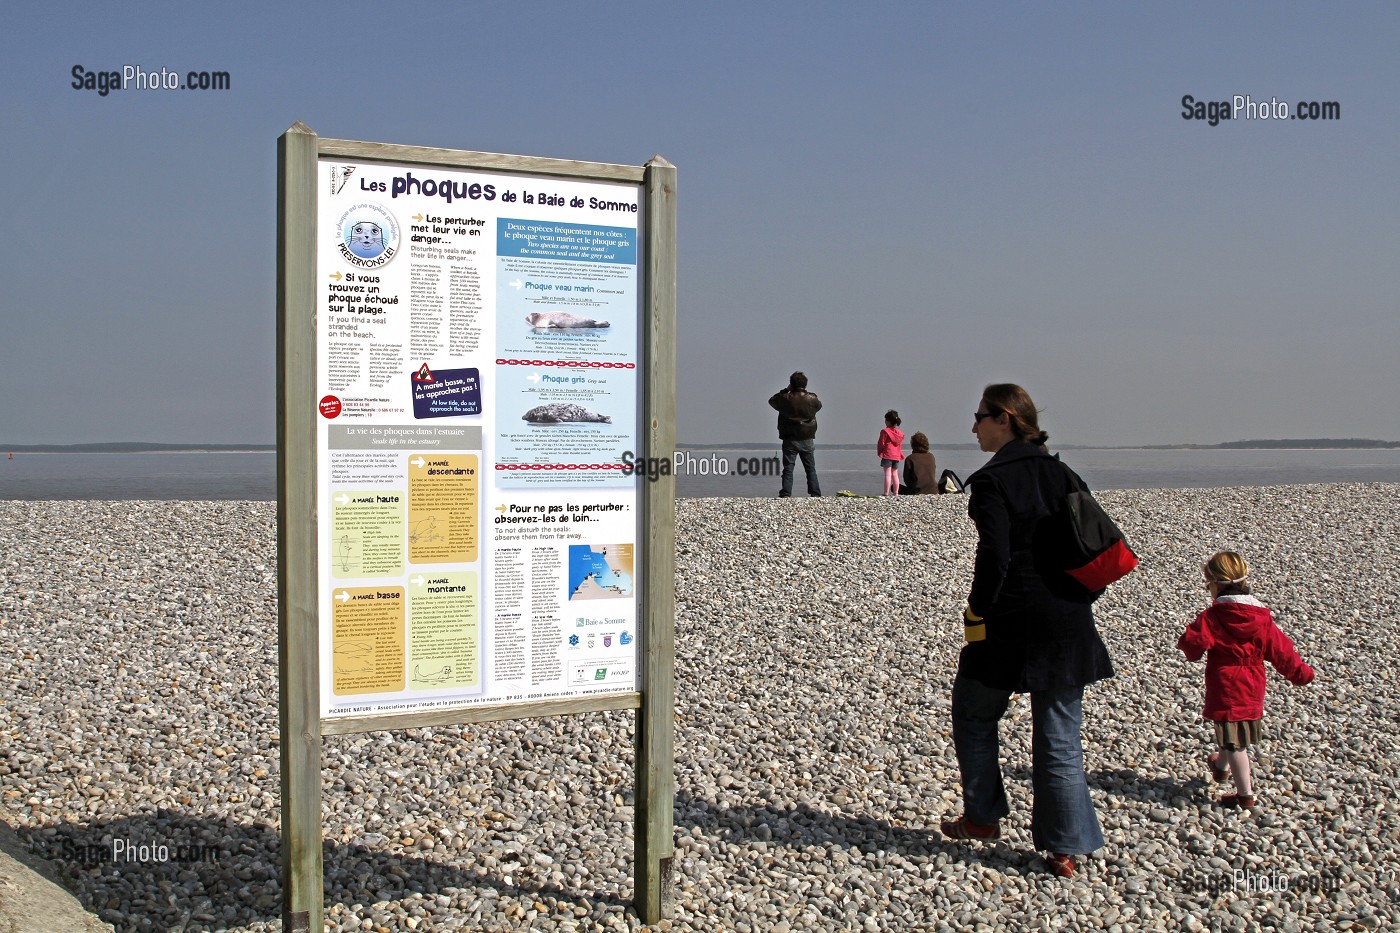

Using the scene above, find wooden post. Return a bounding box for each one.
[634,155,677,924]
[276,121,324,932]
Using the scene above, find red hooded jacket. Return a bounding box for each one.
[1177,596,1314,721]
[877,426,905,461]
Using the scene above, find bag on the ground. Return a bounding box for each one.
[1037,462,1138,598]
[938,469,964,494]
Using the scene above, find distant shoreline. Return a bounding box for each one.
[2,440,1397,454]
[678,440,1400,452]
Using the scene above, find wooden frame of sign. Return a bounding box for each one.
[276,122,675,930]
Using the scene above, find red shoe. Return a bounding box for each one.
[1219,793,1258,810]
[939,816,1000,841]
[1207,752,1229,784]
[1046,853,1075,878]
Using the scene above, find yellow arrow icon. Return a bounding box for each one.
[413,214,423,221]
[495,504,507,512]
[328,272,342,281]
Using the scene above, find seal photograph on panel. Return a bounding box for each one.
[522,403,612,424]
[525,311,611,329]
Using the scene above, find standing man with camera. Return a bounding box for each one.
[768,371,822,498]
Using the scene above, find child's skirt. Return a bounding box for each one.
[1213,719,1262,750]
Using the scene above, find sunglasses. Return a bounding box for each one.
[973,410,1001,424]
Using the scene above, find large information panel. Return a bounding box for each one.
[315,158,643,722]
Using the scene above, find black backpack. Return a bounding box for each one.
[1033,461,1138,601]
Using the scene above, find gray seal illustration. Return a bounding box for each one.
[522,403,612,424]
[347,221,385,258]
[526,311,610,328]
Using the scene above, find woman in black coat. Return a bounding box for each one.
[939,384,1114,878]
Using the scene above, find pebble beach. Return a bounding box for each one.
[2,484,1399,932]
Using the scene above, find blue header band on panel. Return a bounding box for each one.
[498,220,637,264]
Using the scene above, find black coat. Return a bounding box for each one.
[961,440,1114,692]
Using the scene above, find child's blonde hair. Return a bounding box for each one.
[1204,551,1251,594]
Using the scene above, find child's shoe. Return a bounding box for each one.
[938,815,1000,841]
[1219,793,1258,810]
[1207,752,1229,783]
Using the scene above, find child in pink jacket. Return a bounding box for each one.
[1177,551,1314,810]
[877,410,905,496]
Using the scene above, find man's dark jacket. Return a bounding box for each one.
[768,389,821,441]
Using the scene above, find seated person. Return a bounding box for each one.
[901,432,939,494]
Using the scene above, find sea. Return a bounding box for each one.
[1,447,1399,501]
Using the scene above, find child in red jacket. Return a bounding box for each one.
[1178,551,1314,809]
[877,410,905,496]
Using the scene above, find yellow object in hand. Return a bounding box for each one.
[964,606,985,643]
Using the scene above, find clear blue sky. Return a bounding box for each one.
[4,2,1397,447]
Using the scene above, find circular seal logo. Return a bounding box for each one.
[336,202,399,269]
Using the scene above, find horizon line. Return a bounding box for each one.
[4,437,1398,453]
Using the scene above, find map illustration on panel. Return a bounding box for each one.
[567,544,634,600]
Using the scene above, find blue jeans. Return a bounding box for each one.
[950,674,1105,855]
[779,439,820,497]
